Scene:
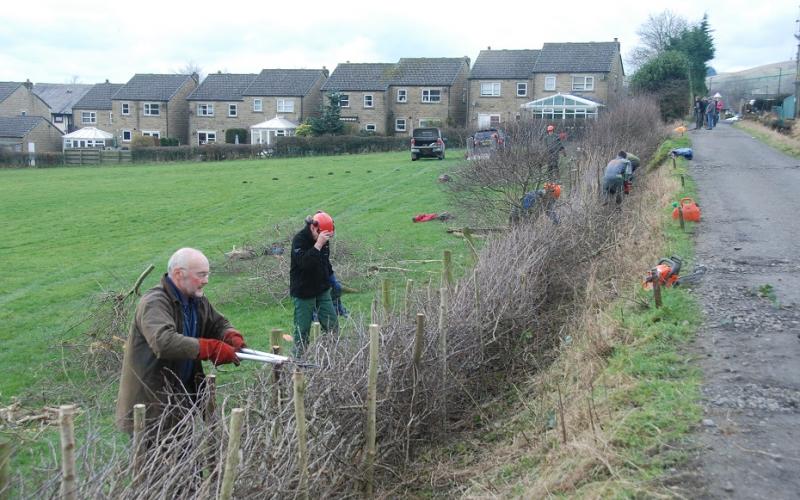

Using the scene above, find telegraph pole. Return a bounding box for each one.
[795,12,800,117]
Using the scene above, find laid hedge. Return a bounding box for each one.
[0,150,64,168]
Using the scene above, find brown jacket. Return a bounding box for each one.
[115,274,232,433]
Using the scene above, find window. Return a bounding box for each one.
[81,111,96,124]
[228,104,238,117]
[418,118,441,127]
[477,113,501,129]
[142,130,160,138]
[421,89,441,103]
[339,94,350,107]
[54,115,64,123]
[121,102,130,115]
[276,129,286,137]
[544,75,556,91]
[122,130,132,142]
[516,82,528,97]
[198,131,216,145]
[572,76,594,91]
[397,88,407,103]
[109,111,113,124]
[144,103,160,116]
[20,111,26,116]
[365,123,376,132]
[277,99,294,113]
[197,103,214,116]
[363,94,373,108]
[480,82,501,97]
[395,118,406,132]
[253,99,262,112]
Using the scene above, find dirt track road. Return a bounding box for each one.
[684,122,800,499]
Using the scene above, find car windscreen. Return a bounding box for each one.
[413,129,438,138]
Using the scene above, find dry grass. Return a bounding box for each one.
[734,119,800,157]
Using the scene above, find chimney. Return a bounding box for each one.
[322,66,329,77]
[105,79,109,84]
[23,79,32,90]
[487,46,491,50]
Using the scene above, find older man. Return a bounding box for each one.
[116,247,245,434]
[602,151,632,205]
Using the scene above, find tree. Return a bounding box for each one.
[666,14,715,97]
[310,93,344,136]
[630,51,691,120]
[628,10,689,69]
[174,61,206,83]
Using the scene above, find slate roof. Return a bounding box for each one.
[187,73,258,101]
[393,57,469,86]
[0,82,23,102]
[112,74,196,101]
[32,84,93,114]
[74,82,125,110]
[321,64,396,91]
[469,50,540,79]
[243,69,327,97]
[0,116,49,138]
[532,42,620,73]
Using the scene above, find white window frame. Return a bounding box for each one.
[81,111,96,124]
[339,94,350,108]
[198,130,216,145]
[480,82,501,97]
[253,98,262,112]
[421,88,441,103]
[364,123,376,132]
[544,75,557,91]
[396,88,407,103]
[276,129,286,137]
[197,103,214,116]
[571,75,595,91]
[143,103,160,116]
[228,103,238,117]
[363,94,374,108]
[122,129,132,142]
[516,82,528,97]
[54,115,64,123]
[121,102,130,115]
[277,99,294,113]
[142,130,160,139]
[395,118,406,132]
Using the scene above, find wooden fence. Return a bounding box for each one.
[63,149,132,165]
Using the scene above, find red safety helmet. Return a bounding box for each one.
[311,211,335,232]
[544,182,562,199]
[546,125,555,133]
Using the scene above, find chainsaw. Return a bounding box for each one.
[642,256,682,289]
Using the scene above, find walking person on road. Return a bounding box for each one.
[693,96,705,130]
[290,211,339,355]
[116,247,246,435]
[705,98,716,129]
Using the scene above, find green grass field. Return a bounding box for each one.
[0,151,469,403]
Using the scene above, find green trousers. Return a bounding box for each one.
[292,289,338,355]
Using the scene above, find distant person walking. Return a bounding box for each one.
[705,98,716,130]
[694,97,705,130]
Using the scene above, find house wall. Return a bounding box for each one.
[467,78,535,128]
[391,85,451,135]
[0,86,51,119]
[605,55,626,106]
[532,72,612,104]
[72,107,114,133]
[301,73,327,120]
[166,79,197,144]
[189,100,250,145]
[113,101,169,142]
[25,121,63,152]
[447,60,470,128]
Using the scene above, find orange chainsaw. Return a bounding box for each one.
[642,256,682,290]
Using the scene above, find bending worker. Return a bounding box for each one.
[602,151,632,205]
[510,182,561,225]
[116,247,245,434]
[290,211,339,354]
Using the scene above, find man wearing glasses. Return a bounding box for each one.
[116,247,246,434]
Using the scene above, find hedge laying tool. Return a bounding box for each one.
[238,348,319,368]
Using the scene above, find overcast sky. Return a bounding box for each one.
[1,0,797,84]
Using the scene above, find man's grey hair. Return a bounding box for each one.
[167,247,203,274]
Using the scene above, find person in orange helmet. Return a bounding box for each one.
[509,182,562,225]
[544,124,565,180]
[290,211,339,354]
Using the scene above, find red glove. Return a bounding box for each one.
[198,338,240,366]
[222,328,246,350]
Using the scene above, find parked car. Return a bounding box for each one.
[411,127,445,160]
[466,128,505,160]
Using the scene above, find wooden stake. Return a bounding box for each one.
[381,278,391,317]
[404,279,414,317]
[438,287,448,428]
[413,313,425,370]
[678,205,685,230]
[652,268,663,308]
[556,387,567,445]
[219,408,244,500]
[0,438,11,500]
[473,269,482,360]
[270,328,283,351]
[202,374,218,482]
[680,173,685,187]
[365,324,380,498]
[462,228,479,262]
[442,250,453,289]
[272,345,283,409]
[293,371,309,500]
[131,404,146,480]
[59,405,77,500]
[310,321,321,345]
[671,155,677,169]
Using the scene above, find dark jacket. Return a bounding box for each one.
[290,225,333,299]
[115,274,231,433]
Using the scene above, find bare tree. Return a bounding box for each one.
[174,60,206,83]
[627,10,689,70]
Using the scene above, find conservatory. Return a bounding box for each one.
[62,127,114,150]
[521,93,602,120]
[250,116,298,146]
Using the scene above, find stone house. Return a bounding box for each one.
[321,57,471,135]
[0,116,63,153]
[187,69,327,145]
[72,81,125,134]
[111,74,199,146]
[0,81,51,119]
[468,49,540,129]
[32,83,93,133]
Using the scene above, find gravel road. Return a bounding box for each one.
[677,122,800,499]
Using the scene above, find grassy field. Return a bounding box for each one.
[0,151,470,403]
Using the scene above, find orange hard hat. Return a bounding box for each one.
[544,182,561,198]
[311,211,335,232]
[546,125,555,132]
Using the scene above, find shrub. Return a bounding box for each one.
[159,137,180,147]
[225,128,249,144]
[130,135,159,149]
[0,149,64,167]
[295,123,313,137]
[271,135,407,156]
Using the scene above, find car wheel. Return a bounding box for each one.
[411,154,418,161]
[439,152,445,160]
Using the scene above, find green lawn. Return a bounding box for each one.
[0,151,469,402]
